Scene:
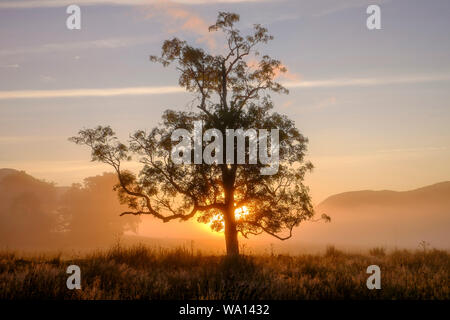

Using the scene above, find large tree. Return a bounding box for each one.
[70,12,328,256]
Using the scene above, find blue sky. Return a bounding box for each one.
[0,0,449,206]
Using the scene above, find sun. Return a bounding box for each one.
[206,205,250,233]
[234,205,250,220]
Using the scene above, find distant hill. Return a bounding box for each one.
[294,182,450,249]
[318,181,450,208]
[0,168,19,182]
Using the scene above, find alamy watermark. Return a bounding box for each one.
[66,265,81,290]
[366,5,381,30]
[66,4,380,31]
[366,265,381,289]
[66,5,81,30]
[171,121,279,175]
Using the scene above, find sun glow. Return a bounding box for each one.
[207,205,250,233]
[234,206,250,220]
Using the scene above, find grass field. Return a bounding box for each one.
[0,244,448,300]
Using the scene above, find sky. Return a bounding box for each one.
[1,0,449,213]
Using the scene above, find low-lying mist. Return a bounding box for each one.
[0,168,448,253]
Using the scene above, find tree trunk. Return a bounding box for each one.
[222,161,238,256]
[224,215,239,256]
[224,187,239,256]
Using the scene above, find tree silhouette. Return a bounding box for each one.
[70,12,327,256]
[0,170,59,247]
[59,173,140,246]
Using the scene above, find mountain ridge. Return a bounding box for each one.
[300,181,450,248]
[318,181,450,209]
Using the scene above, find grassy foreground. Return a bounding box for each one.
[0,245,448,300]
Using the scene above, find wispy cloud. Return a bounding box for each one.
[0,0,149,9]
[0,64,20,68]
[376,146,449,154]
[0,36,157,57]
[0,86,185,100]
[145,0,218,49]
[1,74,449,100]
[0,0,262,9]
[0,1,261,52]
[39,75,55,83]
[312,0,392,17]
[283,74,450,89]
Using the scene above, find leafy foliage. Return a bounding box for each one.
[70,12,327,252]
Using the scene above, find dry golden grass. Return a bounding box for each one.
[0,244,448,300]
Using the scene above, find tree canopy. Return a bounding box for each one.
[70,12,328,255]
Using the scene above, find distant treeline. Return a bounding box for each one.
[0,169,140,249]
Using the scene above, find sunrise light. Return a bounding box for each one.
[208,206,250,232]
